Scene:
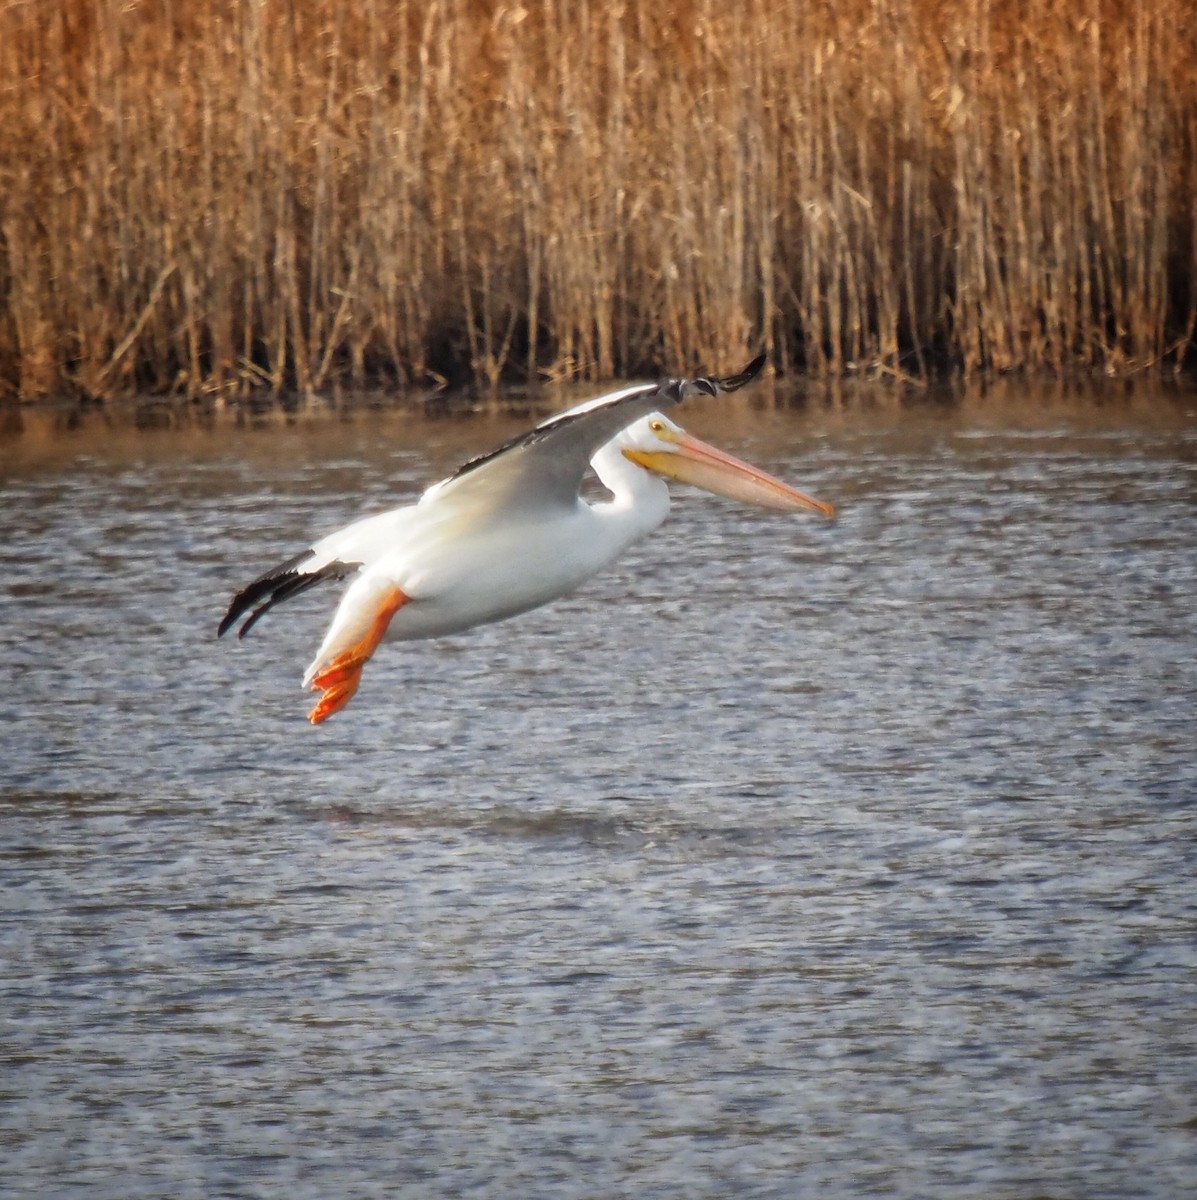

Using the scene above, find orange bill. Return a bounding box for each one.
[624,429,834,516]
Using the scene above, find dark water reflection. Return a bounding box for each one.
[2,383,1196,1197]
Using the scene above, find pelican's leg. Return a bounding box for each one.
[307,584,408,724]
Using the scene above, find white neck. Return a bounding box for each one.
[586,439,672,551]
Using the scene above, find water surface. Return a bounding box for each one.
[2,381,1196,1197]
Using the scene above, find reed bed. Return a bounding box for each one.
[0,0,1194,399]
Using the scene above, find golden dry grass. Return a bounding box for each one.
[0,0,1194,399]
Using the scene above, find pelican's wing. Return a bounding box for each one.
[217,505,418,639]
[423,354,767,513]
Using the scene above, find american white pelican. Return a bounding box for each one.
[218,355,833,723]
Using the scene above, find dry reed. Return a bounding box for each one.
[0,0,1194,400]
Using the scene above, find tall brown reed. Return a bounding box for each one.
[0,0,1193,400]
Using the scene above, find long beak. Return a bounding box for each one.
[624,430,834,517]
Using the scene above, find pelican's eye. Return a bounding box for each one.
[648,419,667,434]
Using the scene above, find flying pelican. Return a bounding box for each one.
[218,355,834,724]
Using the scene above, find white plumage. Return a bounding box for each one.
[218,356,833,723]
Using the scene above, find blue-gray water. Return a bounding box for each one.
[2,385,1195,1198]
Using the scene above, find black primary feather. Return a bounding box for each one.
[217,550,357,639]
[710,352,767,393]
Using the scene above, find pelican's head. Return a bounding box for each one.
[620,413,834,517]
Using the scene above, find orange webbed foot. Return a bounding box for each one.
[309,658,365,724]
[306,585,407,724]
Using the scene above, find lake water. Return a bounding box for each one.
[2,380,1195,1198]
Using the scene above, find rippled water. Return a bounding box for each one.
[2,383,1196,1198]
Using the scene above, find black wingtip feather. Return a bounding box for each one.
[713,352,768,393]
[235,570,338,638]
[684,353,767,398]
[217,552,358,640]
[217,549,315,639]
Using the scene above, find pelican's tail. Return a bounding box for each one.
[303,577,409,724]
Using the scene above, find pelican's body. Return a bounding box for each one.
[302,428,671,641]
[219,357,834,723]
